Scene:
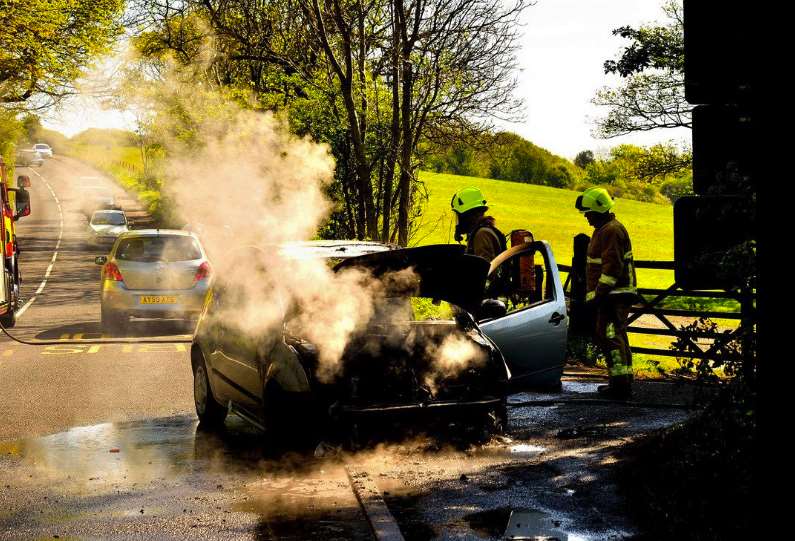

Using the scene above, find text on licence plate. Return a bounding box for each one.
[140,296,178,304]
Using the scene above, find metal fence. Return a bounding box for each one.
[559,234,756,370]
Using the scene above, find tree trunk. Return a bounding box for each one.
[382,13,401,243]
[396,59,413,246]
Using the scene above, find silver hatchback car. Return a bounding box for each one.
[95,230,211,333]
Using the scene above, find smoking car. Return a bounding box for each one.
[95,230,211,333]
[191,240,567,443]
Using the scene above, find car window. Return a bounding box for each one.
[485,245,553,314]
[91,213,125,226]
[116,236,202,262]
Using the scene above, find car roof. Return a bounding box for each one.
[278,240,394,260]
[118,229,197,239]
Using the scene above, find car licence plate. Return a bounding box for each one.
[140,296,178,304]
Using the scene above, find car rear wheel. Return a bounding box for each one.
[101,306,127,335]
[193,354,226,428]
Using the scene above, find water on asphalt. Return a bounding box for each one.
[0,379,691,539]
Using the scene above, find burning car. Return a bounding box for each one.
[190,240,567,443]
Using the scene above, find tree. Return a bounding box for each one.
[0,0,124,108]
[129,0,528,244]
[574,150,595,169]
[592,0,691,138]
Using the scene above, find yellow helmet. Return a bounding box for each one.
[575,187,615,214]
[451,186,488,214]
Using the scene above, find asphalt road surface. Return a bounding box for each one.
[0,157,193,442]
[1,156,695,540]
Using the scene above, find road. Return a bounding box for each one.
[0,156,194,441]
[0,157,695,540]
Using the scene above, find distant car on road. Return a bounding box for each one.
[95,230,211,334]
[33,143,53,158]
[15,150,44,167]
[88,210,129,248]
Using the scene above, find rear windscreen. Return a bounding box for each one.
[91,213,126,225]
[116,237,202,262]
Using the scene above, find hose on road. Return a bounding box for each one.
[506,398,695,410]
[0,319,193,346]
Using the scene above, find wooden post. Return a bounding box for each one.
[740,284,756,386]
[569,233,591,335]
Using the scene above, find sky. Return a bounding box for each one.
[42,0,690,160]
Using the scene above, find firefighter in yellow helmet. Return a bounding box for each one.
[575,187,638,399]
[450,187,506,261]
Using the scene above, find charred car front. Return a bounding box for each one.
[191,241,567,443]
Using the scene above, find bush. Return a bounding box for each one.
[660,174,694,203]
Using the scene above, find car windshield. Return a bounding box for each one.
[91,213,125,226]
[34,144,48,149]
[116,236,202,262]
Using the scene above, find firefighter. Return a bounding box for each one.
[450,187,506,261]
[575,187,638,399]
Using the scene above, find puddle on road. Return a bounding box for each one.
[0,415,327,488]
[508,444,546,457]
[559,380,602,395]
[0,415,372,540]
[462,507,588,541]
[508,381,601,405]
[503,508,587,540]
[0,416,199,486]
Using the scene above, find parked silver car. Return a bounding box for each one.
[88,210,129,248]
[95,230,211,334]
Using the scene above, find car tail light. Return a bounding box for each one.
[194,261,211,284]
[103,262,124,282]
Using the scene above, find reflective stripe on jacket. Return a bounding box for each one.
[585,216,637,301]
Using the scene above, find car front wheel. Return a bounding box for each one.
[193,354,226,428]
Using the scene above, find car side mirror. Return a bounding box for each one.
[95,256,107,266]
[479,298,507,320]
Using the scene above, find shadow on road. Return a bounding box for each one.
[34,318,196,339]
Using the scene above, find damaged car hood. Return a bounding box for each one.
[334,244,489,314]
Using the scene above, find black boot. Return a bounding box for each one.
[597,375,632,400]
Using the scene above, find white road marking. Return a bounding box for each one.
[15,168,63,319]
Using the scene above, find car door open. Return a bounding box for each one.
[478,241,567,390]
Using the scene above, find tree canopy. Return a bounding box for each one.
[592,0,690,138]
[0,0,124,108]
[127,0,529,244]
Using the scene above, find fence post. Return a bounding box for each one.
[740,284,756,386]
[568,233,591,335]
